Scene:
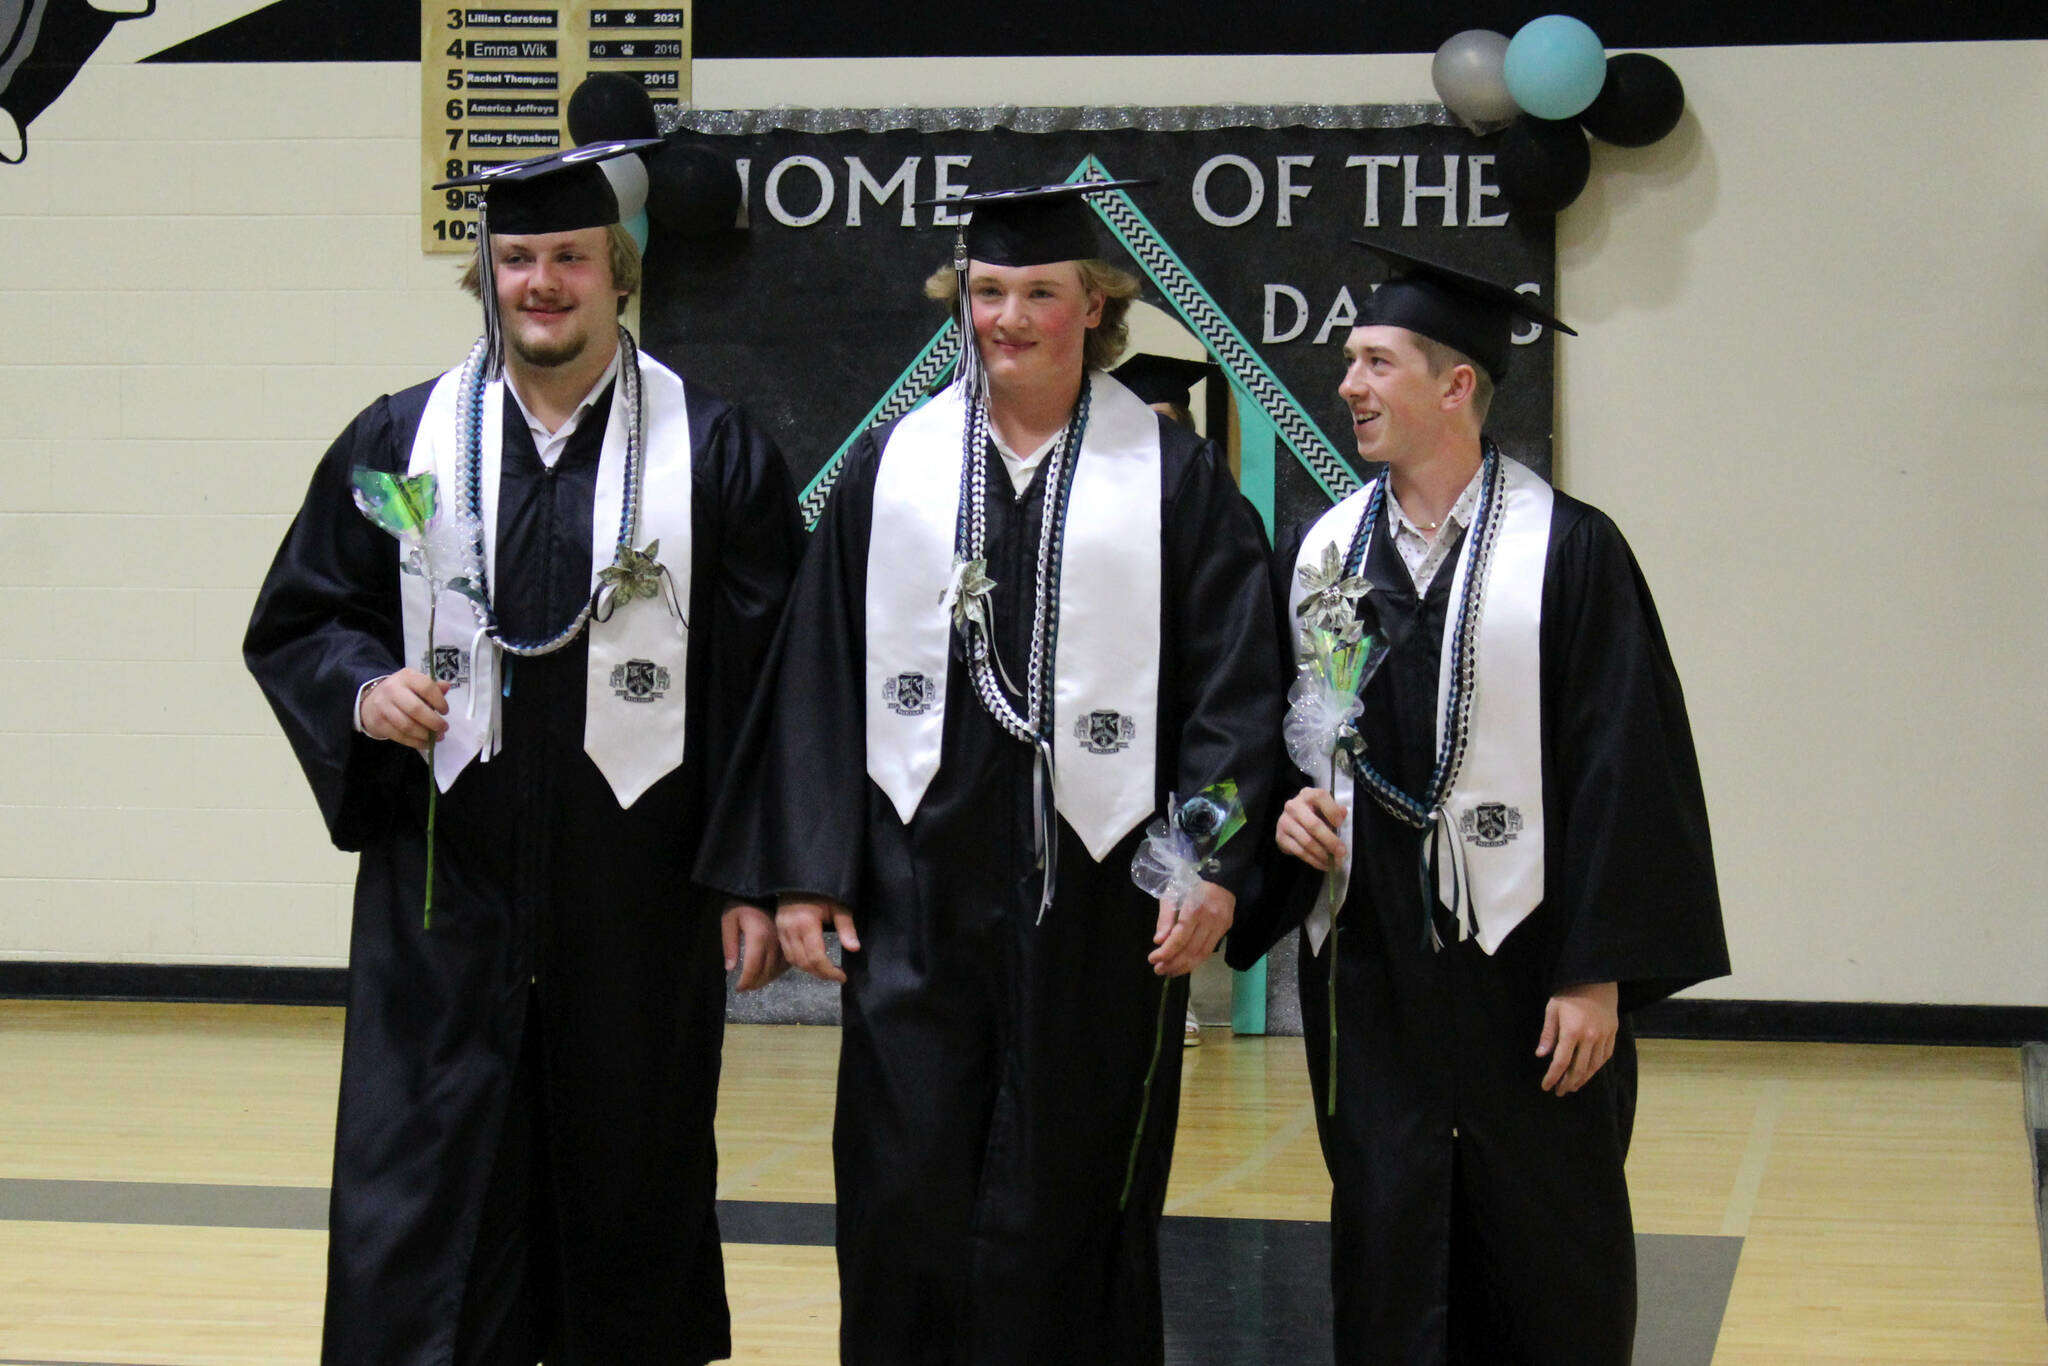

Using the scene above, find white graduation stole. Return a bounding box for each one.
[865,370,1163,861]
[1288,485,1371,955]
[1290,456,1552,954]
[400,347,694,809]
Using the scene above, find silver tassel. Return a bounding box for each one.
[1033,741,1059,924]
[477,205,503,383]
[952,226,983,401]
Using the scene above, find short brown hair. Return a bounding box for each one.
[460,223,641,316]
[1411,333,1495,424]
[924,258,1143,373]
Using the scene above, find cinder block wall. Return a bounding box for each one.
[2,62,476,966]
[3,39,2047,1006]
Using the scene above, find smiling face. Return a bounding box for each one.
[491,227,623,371]
[967,260,1105,400]
[1337,324,1469,469]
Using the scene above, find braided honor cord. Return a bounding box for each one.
[451,324,648,657]
[952,381,1092,747]
[1337,442,1508,831]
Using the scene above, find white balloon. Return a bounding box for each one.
[599,153,650,221]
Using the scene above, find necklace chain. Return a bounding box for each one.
[453,327,646,658]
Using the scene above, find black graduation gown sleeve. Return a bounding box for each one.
[693,429,879,908]
[1541,500,1730,1010]
[685,394,804,899]
[1159,424,1283,899]
[243,384,433,851]
[1226,517,1324,969]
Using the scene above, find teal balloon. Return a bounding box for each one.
[1503,15,1608,121]
[625,209,650,254]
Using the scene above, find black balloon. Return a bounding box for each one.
[1495,115,1591,216]
[1579,52,1685,148]
[567,73,658,145]
[646,139,741,237]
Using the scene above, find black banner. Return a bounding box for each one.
[642,110,1557,533]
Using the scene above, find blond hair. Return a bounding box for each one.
[924,258,1142,373]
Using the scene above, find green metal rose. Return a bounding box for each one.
[598,539,665,610]
[943,556,997,637]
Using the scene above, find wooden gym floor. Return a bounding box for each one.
[0,1000,2042,1364]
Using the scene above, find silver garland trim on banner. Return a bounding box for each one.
[658,104,1453,136]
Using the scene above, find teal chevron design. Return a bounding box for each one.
[798,319,959,529]
[801,156,1357,529]
[1068,155,1358,505]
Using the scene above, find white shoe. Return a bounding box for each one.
[1183,1008,1201,1047]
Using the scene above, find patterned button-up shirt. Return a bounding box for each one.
[1385,465,1483,595]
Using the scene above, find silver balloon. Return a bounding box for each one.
[1431,29,1519,132]
[599,152,651,222]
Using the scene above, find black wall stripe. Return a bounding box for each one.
[144,0,2048,65]
[1634,998,2048,1048]
[4,963,2043,1046]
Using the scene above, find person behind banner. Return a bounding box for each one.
[1110,351,1219,433]
[1230,242,1730,1365]
[698,179,1281,1365]
[243,141,803,1365]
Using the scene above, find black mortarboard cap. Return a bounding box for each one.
[921,179,1150,268]
[436,138,662,235]
[1112,353,1221,410]
[1352,240,1575,379]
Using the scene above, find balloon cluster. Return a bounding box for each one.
[1432,18,1686,217]
[565,73,742,250]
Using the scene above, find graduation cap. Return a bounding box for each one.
[435,139,662,375]
[919,178,1150,395]
[935,178,1149,268]
[436,138,660,232]
[1111,353,1220,412]
[1352,240,1576,380]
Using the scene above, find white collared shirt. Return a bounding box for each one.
[505,351,622,468]
[989,427,1060,498]
[1386,465,1483,595]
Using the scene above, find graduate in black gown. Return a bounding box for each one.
[244,143,800,1365]
[1231,245,1729,1365]
[698,182,1281,1365]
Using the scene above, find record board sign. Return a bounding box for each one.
[421,3,691,253]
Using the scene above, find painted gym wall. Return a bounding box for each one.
[0,28,2042,1005]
